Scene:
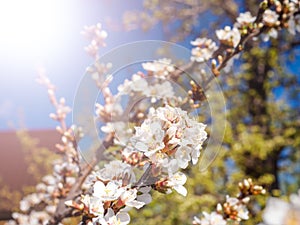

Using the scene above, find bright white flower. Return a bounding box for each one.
[120,189,145,209]
[144,81,175,103]
[216,26,241,47]
[174,145,192,169]
[182,119,207,164]
[93,181,124,201]
[130,74,148,92]
[132,119,165,157]
[96,160,136,184]
[129,105,207,169]
[235,11,256,28]
[99,208,130,225]
[262,9,279,26]
[142,58,175,78]
[195,212,226,225]
[81,195,104,218]
[117,74,148,95]
[166,172,187,196]
[190,38,218,62]
[288,14,300,35]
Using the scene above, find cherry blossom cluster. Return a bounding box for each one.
[193,178,266,225]
[190,0,300,75]
[65,160,152,225]
[124,105,207,175]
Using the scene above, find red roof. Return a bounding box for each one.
[0,129,59,189]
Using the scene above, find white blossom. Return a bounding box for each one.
[81,195,104,218]
[142,58,175,78]
[262,9,279,26]
[194,212,226,225]
[96,160,136,184]
[216,26,241,47]
[120,189,145,209]
[117,74,148,95]
[144,81,175,103]
[190,38,218,62]
[166,172,187,196]
[128,105,207,170]
[93,181,124,201]
[235,11,256,28]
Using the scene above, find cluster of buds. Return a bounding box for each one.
[193,178,266,225]
[188,79,207,108]
[81,23,108,59]
[238,178,266,197]
[86,62,113,90]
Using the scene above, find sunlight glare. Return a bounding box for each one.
[0,0,61,58]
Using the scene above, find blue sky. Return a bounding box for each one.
[0,0,165,130]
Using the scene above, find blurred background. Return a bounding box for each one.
[0,0,299,224]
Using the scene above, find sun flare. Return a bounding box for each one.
[0,0,60,57]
